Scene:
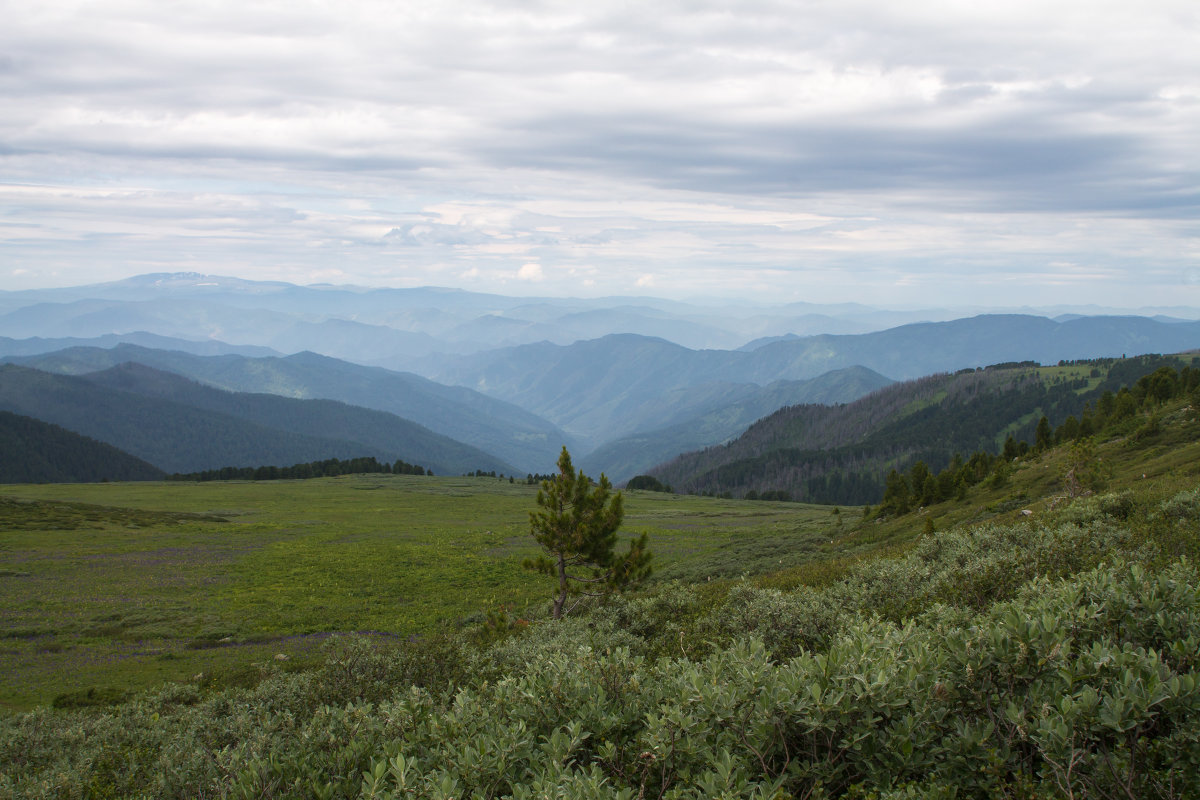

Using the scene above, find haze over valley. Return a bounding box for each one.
[3,272,1199,483]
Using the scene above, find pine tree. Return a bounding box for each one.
[881,469,911,515]
[524,447,652,619]
[1035,415,1053,451]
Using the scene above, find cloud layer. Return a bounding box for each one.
[2,0,1198,306]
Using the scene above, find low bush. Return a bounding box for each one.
[3,485,1199,799]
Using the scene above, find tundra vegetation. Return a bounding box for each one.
[1,366,1200,798]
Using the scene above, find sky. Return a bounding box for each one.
[1,0,1198,308]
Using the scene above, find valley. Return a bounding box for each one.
[2,274,1200,798]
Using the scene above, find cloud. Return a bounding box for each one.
[517,262,544,282]
[384,222,493,247]
[0,0,1197,307]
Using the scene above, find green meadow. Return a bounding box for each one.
[0,475,840,710]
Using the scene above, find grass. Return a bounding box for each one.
[0,475,840,710]
[5,396,1194,713]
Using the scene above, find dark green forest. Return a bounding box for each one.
[169,456,430,482]
[0,411,165,483]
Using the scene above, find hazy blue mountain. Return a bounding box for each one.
[734,315,1200,382]
[81,362,516,476]
[0,364,421,474]
[547,307,745,351]
[4,274,1198,368]
[0,297,442,364]
[0,409,166,483]
[580,366,893,482]
[4,345,572,473]
[0,332,280,359]
[0,272,959,359]
[428,316,1200,447]
[426,334,746,448]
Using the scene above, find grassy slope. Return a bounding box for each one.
[756,393,1200,595]
[0,477,839,711]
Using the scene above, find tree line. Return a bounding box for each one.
[169,456,430,482]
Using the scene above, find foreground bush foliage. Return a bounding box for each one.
[3,489,1200,799]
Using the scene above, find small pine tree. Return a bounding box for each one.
[882,469,910,515]
[524,447,652,619]
[1035,416,1053,451]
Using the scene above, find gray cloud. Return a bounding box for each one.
[1,0,1197,307]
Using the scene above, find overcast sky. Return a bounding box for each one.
[2,0,1198,308]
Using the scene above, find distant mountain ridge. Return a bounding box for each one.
[424,315,1200,447]
[735,314,1200,382]
[9,272,1194,369]
[0,364,514,476]
[0,332,280,358]
[3,345,570,473]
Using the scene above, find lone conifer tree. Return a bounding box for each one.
[525,447,651,619]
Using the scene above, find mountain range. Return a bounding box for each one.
[3,345,568,474]
[0,363,513,476]
[2,273,1199,485]
[4,272,1196,365]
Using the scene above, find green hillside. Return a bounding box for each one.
[2,376,1199,797]
[654,354,1198,504]
[0,411,165,483]
[5,344,573,473]
[0,364,512,476]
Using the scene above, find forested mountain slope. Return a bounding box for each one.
[653,354,1199,504]
[0,411,165,483]
[0,364,512,475]
[3,345,570,473]
[81,362,515,476]
[582,366,892,481]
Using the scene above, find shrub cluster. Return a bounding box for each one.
[360,561,1200,799]
[3,490,1199,798]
